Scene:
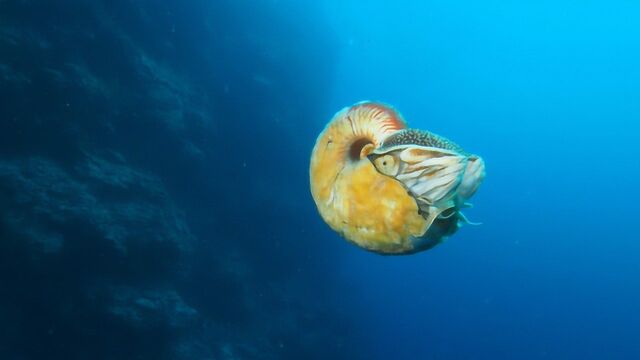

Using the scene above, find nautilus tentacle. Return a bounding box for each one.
[458,211,482,226]
[310,101,485,255]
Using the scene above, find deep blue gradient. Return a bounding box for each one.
[1,0,639,359]
[316,1,640,359]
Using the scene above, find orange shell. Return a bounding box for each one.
[309,102,433,254]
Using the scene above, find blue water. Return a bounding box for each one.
[1,0,639,359]
[319,1,640,358]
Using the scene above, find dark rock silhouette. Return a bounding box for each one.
[0,1,354,358]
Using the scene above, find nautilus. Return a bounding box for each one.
[309,101,485,255]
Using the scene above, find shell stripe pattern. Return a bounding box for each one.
[384,145,468,207]
[345,101,407,145]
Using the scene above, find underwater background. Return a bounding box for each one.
[1,0,639,359]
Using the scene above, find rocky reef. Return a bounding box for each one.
[0,1,354,358]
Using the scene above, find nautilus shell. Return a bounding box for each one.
[309,101,485,255]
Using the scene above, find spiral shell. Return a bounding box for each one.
[309,102,432,254]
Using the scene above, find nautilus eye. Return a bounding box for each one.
[372,154,399,176]
[309,101,485,255]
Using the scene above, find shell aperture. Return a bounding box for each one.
[309,102,485,255]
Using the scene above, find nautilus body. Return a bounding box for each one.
[309,102,485,255]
